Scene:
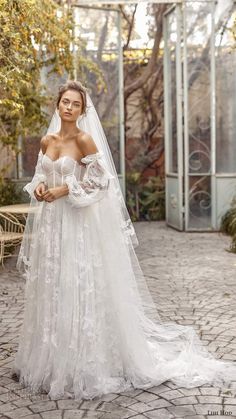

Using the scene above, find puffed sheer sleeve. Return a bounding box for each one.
[23,149,47,198]
[64,151,114,208]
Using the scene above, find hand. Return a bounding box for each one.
[41,185,69,202]
[34,182,47,201]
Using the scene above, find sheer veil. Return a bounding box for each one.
[47,93,139,249]
[17,89,159,320]
[16,85,236,392]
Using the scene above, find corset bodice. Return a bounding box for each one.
[41,154,83,188]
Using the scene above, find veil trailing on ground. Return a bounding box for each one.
[15,85,236,393]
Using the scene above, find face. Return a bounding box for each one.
[58,89,84,122]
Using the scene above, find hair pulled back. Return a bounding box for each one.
[56,80,87,114]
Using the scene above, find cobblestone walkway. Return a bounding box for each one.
[0,221,236,419]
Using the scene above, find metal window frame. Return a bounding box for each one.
[164,4,184,230]
[210,0,216,230]
[72,4,126,197]
[183,0,189,230]
[183,0,216,231]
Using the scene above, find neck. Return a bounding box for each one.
[59,121,80,139]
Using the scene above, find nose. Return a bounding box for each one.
[67,102,72,110]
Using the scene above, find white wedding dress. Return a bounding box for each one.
[13,148,236,401]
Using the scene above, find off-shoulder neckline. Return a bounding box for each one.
[39,149,103,165]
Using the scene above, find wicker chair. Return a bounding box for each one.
[0,213,24,266]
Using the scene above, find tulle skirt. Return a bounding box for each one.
[12,196,236,400]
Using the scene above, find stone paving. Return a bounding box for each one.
[0,221,236,419]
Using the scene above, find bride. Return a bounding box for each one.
[12,80,236,400]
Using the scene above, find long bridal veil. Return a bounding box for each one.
[17,87,236,392]
[18,90,159,320]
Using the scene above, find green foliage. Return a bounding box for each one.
[220,197,236,253]
[74,46,106,93]
[140,176,165,221]
[126,172,165,221]
[0,179,23,206]
[0,0,80,152]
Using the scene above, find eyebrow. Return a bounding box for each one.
[62,98,81,104]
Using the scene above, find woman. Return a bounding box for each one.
[12,80,236,401]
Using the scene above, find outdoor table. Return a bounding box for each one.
[0,203,34,218]
[0,203,35,224]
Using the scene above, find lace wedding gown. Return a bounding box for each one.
[13,149,236,400]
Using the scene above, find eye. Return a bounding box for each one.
[62,99,70,105]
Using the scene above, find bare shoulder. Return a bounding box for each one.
[76,130,98,156]
[40,134,56,153]
[77,130,94,146]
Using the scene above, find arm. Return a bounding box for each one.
[64,151,114,208]
[23,137,49,199]
[40,132,102,204]
[62,134,114,208]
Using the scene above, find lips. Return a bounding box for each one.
[64,112,72,116]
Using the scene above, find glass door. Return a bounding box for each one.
[183,1,214,230]
[163,4,184,230]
